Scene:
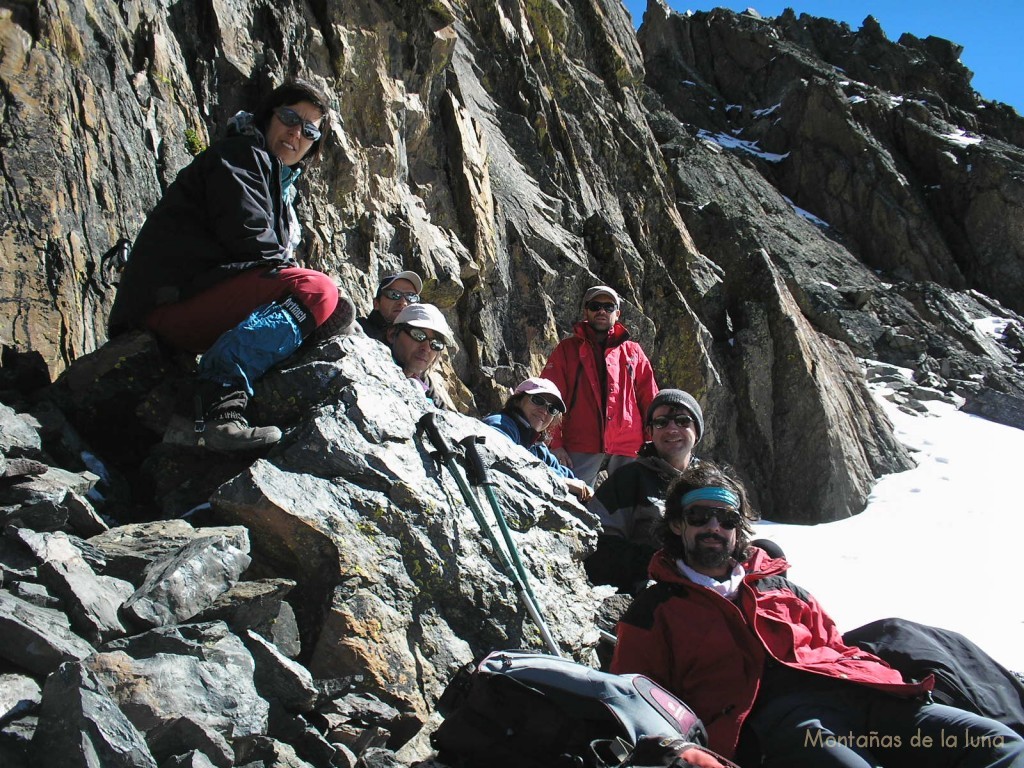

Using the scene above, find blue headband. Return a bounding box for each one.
[680,486,740,509]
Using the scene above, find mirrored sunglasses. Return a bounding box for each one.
[274,107,322,141]
[585,301,618,313]
[651,414,695,430]
[529,394,562,415]
[381,288,420,303]
[402,326,445,351]
[683,505,741,530]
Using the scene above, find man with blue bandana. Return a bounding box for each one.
[612,461,1024,767]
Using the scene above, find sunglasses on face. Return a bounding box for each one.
[381,288,420,303]
[651,414,695,430]
[529,394,562,415]
[402,326,445,351]
[585,301,618,313]
[274,107,322,141]
[683,505,742,530]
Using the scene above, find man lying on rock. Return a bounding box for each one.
[611,461,1024,767]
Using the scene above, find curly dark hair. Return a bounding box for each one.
[658,461,759,563]
[504,393,562,444]
[254,79,332,164]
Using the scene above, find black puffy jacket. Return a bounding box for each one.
[108,124,296,336]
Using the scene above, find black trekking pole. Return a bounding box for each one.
[417,413,562,657]
[464,435,621,650]
[459,435,539,606]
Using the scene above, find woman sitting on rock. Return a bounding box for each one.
[108,79,353,452]
[483,378,594,502]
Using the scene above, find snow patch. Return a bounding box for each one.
[752,103,780,118]
[784,196,829,227]
[756,364,1024,673]
[697,129,789,162]
[943,129,982,146]
[972,316,1011,339]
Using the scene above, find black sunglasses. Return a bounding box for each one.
[274,107,322,141]
[529,394,562,415]
[381,288,420,303]
[651,414,695,430]
[402,326,445,351]
[585,301,618,313]
[683,505,741,530]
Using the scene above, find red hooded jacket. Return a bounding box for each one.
[541,321,658,456]
[611,548,934,759]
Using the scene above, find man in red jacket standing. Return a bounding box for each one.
[612,462,1024,767]
[541,285,658,486]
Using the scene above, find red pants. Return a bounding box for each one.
[145,267,338,353]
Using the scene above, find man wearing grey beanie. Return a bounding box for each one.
[584,389,703,594]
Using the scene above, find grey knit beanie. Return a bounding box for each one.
[646,389,704,441]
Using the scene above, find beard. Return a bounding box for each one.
[685,533,733,570]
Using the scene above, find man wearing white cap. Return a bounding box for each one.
[541,285,659,486]
[359,270,424,342]
[387,303,455,406]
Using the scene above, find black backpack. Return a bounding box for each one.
[844,617,1024,736]
[431,650,717,768]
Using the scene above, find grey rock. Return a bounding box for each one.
[0,536,38,581]
[0,457,48,480]
[0,590,95,675]
[63,490,109,537]
[0,403,42,460]
[7,580,61,610]
[962,388,1024,430]
[331,743,359,768]
[0,466,99,508]
[14,529,133,644]
[194,579,301,658]
[122,530,251,628]
[2,497,69,531]
[87,520,225,585]
[233,736,316,768]
[358,747,406,768]
[0,673,41,724]
[145,716,234,768]
[243,629,318,713]
[265,707,339,768]
[31,661,157,767]
[100,622,268,739]
[161,751,220,768]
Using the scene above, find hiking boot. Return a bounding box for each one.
[194,382,282,453]
[200,416,282,452]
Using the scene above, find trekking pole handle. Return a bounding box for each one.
[459,435,491,486]
[417,412,456,462]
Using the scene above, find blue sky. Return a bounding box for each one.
[622,1,1023,114]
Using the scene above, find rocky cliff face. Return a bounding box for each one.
[3,0,1022,524]
[1,0,1023,764]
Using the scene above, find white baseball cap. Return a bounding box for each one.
[378,270,424,295]
[393,303,455,346]
[513,377,566,413]
[582,285,621,307]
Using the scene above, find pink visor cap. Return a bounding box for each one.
[513,377,566,413]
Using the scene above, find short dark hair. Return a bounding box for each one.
[659,461,758,563]
[254,79,332,164]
